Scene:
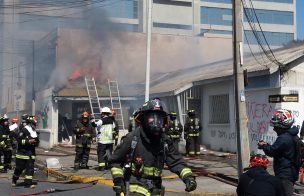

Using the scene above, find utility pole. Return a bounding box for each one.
[233,0,250,177]
[32,40,35,115]
[145,0,152,102]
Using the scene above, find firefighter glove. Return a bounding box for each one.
[183,175,197,192]
[0,141,6,148]
[113,177,125,194]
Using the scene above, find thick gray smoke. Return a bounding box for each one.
[45,3,233,92]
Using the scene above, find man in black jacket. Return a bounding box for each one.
[73,112,96,170]
[237,154,285,196]
[0,115,13,173]
[109,100,197,196]
[12,116,39,188]
[258,109,299,196]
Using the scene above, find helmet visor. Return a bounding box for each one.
[146,112,165,127]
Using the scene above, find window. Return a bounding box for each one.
[200,29,232,35]
[201,7,232,26]
[153,22,192,30]
[209,94,230,124]
[106,0,138,19]
[244,9,293,25]
[254,0,293,3]
[244,30,294,46]
[201,0,232,3]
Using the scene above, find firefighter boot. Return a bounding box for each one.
[74,163,80,171]
[25,184,36,188]
[300,167,304,184]
[12,175,18,187]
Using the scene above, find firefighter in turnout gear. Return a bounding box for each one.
[184,110,201,156]
[73,111,96,170]
[19,114,29,131]
[109,100,197,196]
[111,109,120,146]
[0,114,13,172]
[128,110,139,133]
[166,112,183,152]
[12,116,39,188]
[9,118,19,168]
[92,107,116,171]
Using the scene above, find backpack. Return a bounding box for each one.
[291,135,304,174]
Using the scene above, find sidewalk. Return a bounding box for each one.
[35,144,238,196]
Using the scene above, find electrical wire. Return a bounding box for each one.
[242,20,268,68]
[241,0,284,73]
[247,0,283,68]
[0,0,115,15]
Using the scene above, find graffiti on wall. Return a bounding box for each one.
[210,129,236,140]
[36,102,50,129]
[250,133,276,144]
[246,101,273,133]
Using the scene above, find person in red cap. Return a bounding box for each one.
[237,154,285,196]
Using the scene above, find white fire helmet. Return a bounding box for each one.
[101,107,111,114]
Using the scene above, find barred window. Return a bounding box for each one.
[209,94,229,124]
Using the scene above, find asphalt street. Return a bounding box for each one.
[0,178,114,196]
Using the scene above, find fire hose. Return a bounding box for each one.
[11,181,97,196]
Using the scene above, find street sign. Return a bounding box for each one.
[269,94,298,103]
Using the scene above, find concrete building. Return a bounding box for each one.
[139,0,297,50]
[0,0,297,114]
[33,29,304,152]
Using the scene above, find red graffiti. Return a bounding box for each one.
[246,102,273,120]
[247,101,273,134]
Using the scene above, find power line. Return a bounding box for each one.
[241,0,283,72]
[242,21,267,68]
[0,0,114,15]
[0,0,122,24]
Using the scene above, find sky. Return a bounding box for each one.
[297,0,304,40]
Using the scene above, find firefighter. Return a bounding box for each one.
[73,111,96,170]
[184,110,201,156]
[109,100,197,196]
[9,117,19,168]
[111,109,120,146]
[92,107,116,171]
[19,113,29,131]
[166,112,183,152]
[0,114,13,172]
[128,110,139,133]
[12,116,39,188]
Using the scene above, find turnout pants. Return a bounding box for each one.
[74,145,91,167]
[97,143,113,168]
[172,138,180,153]
[186,136,200,156]
[13,158,35,185]
[0,148,12,170]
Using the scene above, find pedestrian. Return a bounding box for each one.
[92,107,116,171]
[166,111,183,152]
[258,109,300,196]
[109,100,197,196]
[12,116,39,188]
[0,114,13,173]
[237,154,285,196]
[184,109,201,156]
[73,111,96,170]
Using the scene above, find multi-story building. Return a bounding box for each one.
[144,0,296,48]
[0,0,297,113]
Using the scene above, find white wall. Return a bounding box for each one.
[246,88,280,153]
[202,81,236,152]
[35,88,58,149]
